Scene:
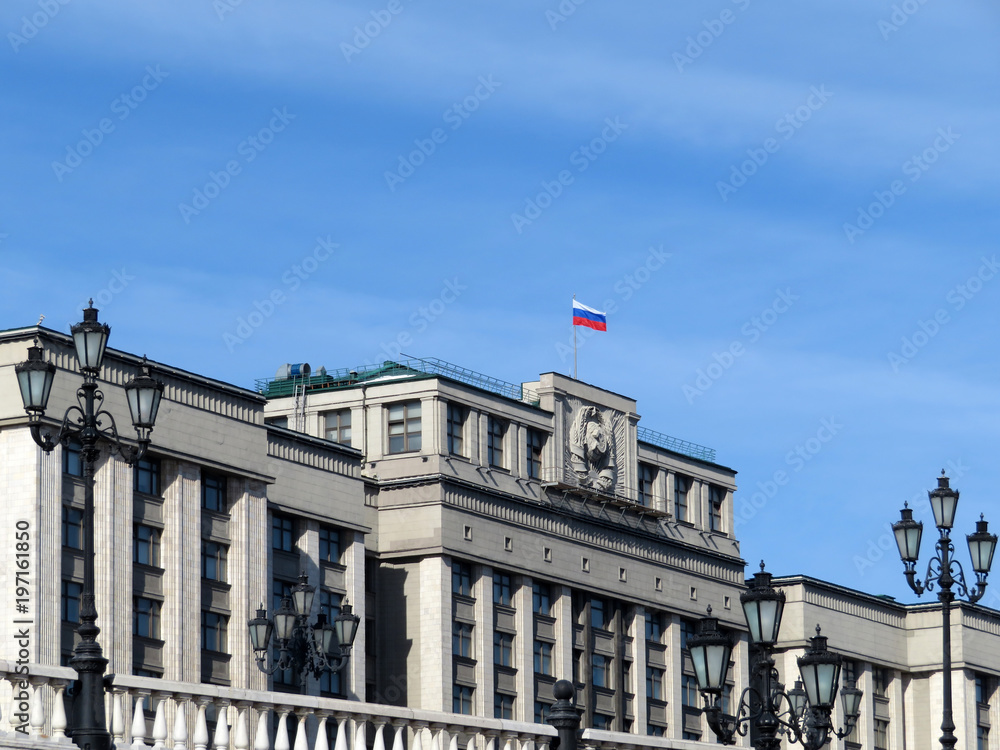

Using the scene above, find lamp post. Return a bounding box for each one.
[688,564,862,749]
[247,571,360,686]
[891,471,997,749]
[14,303,164,750]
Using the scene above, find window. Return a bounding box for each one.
[709,484,725,532]
[874,719,889,750]
[453,685,474,715]
[447,403,466,455]
[526,429,544,479]
[135,458,161,496]
[638,463,656,506]
[646,666,664,700]
[646,724,665,737]
[679,618,695,650]
[319,525,341,564]
[592,654,609,688]
[133,597,161,639]
[452,561,473,597]
[453,622,473,658]
[682,732,700,741]
[487,417,505,468]
[494,693,514,720]
[272,514,295,552]
[61,580,82,623]
[534,702,551,724]
[979,726,990,750]
[201,611,228,653]
[590,597,610,630]
[592,714,612,731]
[202,474,226,512]
[63,439,83,477]
[493,572,513,607]
[533,582,552,616]
[320,666,342,697]
[494,632,514,667]
[873,666,890,698]
[134,525,161,568]
[62,506,83,550]
[645,610,665,643]
[387,401,421,453]
[202,541,228,581]
[977,674,992,705]
[681,674,699,707]
[534,641,552,675]
[319,589,342,619]
[674,474,690,522]
[324,409,352,445]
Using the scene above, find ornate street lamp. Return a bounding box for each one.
[248,571,360,686]
[13,303,164,750]
[891,471,997,749]
[688,563,862,749]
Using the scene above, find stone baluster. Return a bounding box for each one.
[152,698,168,750]
[132,696,150,749]
[212,704,230,750]
[389,722,406,750]
[483,730,498,750]
[465,737,476,750]
[253,709,270,750]
[332,715,348,750]
[293,710,309,750]
[410,722,426,750]
[353,717,368,750]
[111,690,128,745]
[28,680,45,738]
[372,721,387,750]
[500,733,515,750]
[274,709,292,750]
[193,700,211,750]
[430,724,446,750]
[447,729,459,750]
[314,713,332,750]
[173,698,190,750]
[233,705,251,750]
[50,681,69,741]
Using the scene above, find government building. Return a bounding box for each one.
[1,318,999,750]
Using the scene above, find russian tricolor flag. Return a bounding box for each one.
[572,300,607,331]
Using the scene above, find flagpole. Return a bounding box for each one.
[573,294,578,380]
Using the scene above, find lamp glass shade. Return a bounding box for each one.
[314,619,337,656]
[968,518,998,574]
[787,680,808,720]
[274,598,297,641]
[247,608,273,652]
[15,345,55,413]
[840,684,863,722]
[892,507,923,563]
[334,603,360,649]
[929,474,959,530]
[125,369,163,430]
[797,629,841,710]
[292,575,315,617]
[741,565,785,646]
[71,305,110,373]
[687,612,732,694]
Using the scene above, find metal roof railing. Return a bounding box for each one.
[637,426,716,463]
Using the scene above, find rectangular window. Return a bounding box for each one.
[135,458,161,496]
[638,463,656,506]
[453,685,474,715]
[62,506,84,550]
[447,403,466,456]
[526,429,544,479]
[873,666,890,698]
[134,525,161,568]
[681,674,699,707]
[133,597,161,639]
[979,726,990,750]
[63,439,83,477]
[646,666,664,700]
[452,561,473,597]
[494,631,514,666]
[709,484,725,532]
[487,417,506,468]
[874,719,889,750]
[323,409,352,445]
[590,597,610,630]
[592,654,609,688]
[202,474,226,512]
[533,582,552,616]
[592,714,612,731]
[977,674,991,705]
[319,525,341,564]
[319,589,343,619]
[674,474,690,522]
[533,640,552,675]
[453,622,474,658]
[645,610,665,643]
[62,580,82,623]
[493,572,513,607]
[202,541,228,581]
[387,401,421,453]
[201,611,229,653]
[272,514,295,552]
[494,693,514,720]
[534,702,551,724]
[680,618,696,650]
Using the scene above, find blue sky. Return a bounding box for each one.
[3,0,1000,608]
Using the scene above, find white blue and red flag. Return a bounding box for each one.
[572,300,607,331]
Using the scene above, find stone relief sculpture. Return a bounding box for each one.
[569,405,617,492]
